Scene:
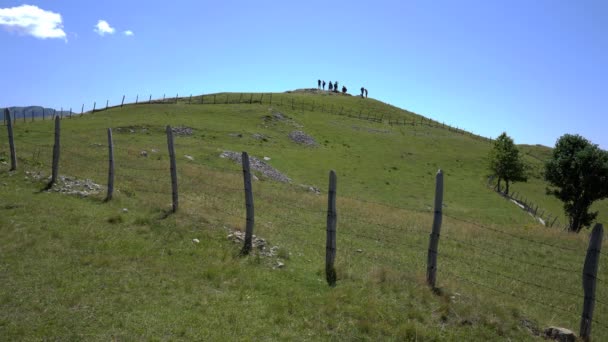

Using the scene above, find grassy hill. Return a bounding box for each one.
[1,90,607,340]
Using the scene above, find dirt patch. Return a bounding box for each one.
[289,130,317,146]
[220,151,291,183]
[352,125,391,134]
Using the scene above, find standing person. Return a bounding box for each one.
[342,86,347,94]
[328,81,333,92]
[360,87,365,98]
[322,80,326,90]
[365,88,368,98]
[317,79,321,89]
[334,81,339,92]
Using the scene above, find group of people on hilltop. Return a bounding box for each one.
[317,79,368,98]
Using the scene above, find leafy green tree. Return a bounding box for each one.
[488,132,527,195]
[544,134,608,232]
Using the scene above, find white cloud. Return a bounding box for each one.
[0,5,66,40]
[94,20,115,36]
[123,30,134,36]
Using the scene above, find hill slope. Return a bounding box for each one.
[0,91,606,340]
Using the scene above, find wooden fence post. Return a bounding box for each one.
[69,108,72,119]
[80,104,83,116]
[580,223,603,341]
[249,93,253,104]
[201,95,204,104]
[166,126,178,212]
[49,116,61,187]
[121,95,125,107]
[162,94,165,102]
[241,152,255,255]
[326,170,337,287]
[60,107,63,120]
[260,93,264,104]
[426,169,444,289]
[105,128,115,201]
[105,100,108,110]
[136,94,139,104]
[5,109,17,171]
[149,95,152,104]
[93,102,96,113]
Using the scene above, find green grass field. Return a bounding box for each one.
[1,90,607,340]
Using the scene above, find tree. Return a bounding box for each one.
[488,132,527,195]
[544,134,608,233]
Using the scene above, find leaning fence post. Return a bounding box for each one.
[121,95,125,108]
[93,102,96,113]
[49,116,61,187]
[241,152,255,255]
[426,169,444,289]
[580,223,603,341]
[166,126,178,212]
[326,170,337,287]
[105,100,108,110]
[5,109,17,170]
[105,128,115,201]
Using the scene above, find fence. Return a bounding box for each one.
[2,108,606,340]
[488,176,567,229]
[2,92,495,144]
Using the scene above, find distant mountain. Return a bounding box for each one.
[1,106,73,121]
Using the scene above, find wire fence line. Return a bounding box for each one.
[2,114,607,339]
[2,91,495,144]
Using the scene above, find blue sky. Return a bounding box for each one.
[1,0,606,149]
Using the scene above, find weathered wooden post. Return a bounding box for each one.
[121,95,125,107]
[105,100,108,110]
[241,152,255,255]
[69,108,72,119]
[326,170,337,287]
[166,126,178,212]
[426,169,444,289]
[260,93,264,104]
[80,104,84,116]
[93,102,96,113]
[249,93,253,104]
[149,95,152,104]
[580,223,603,341]
[5,109,17,171]
[136,94,139,104]
[105,128,115,201]
[49,116,61,187]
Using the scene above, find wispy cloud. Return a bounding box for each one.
[94,20,115,36]
[123,30,134,36]
[0,5,66,40]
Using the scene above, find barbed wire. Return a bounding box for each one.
[443,212,582,254]
[441,234,578,274]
